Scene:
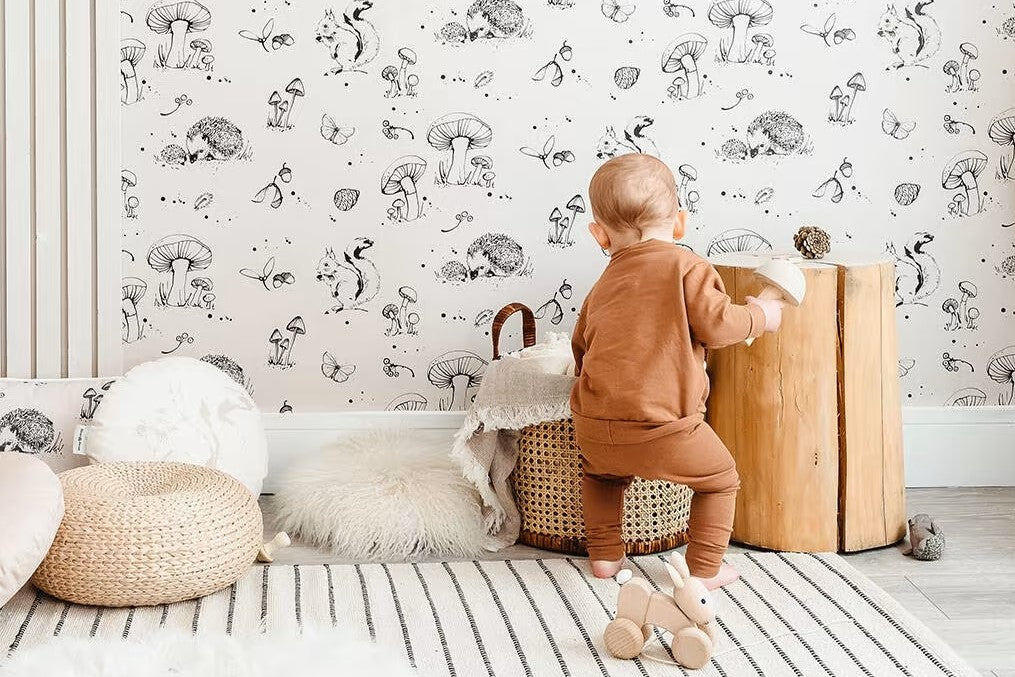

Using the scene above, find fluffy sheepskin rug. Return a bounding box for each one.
[271,429,493,560]
[0,630,415,677]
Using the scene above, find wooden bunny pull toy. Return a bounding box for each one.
[604,552,717,669]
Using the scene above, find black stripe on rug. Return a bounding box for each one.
[226,583,237,636]
[381,563,415,669]
[809,553,958,677]
[122,607,136,639]
[736,567,834,676]
[564,559,650,677]
[353,564,374,639]
[777,554,910,677]
[191,597,202,635]
[411,563,456,677]
[722,581,803,675]
[744,553,871,677]
[505,560,571,677]
[294,564,303,630]
[89,607,103,638]
[473,561,532,677]
[8,590,43,652]
[53,602,71,637]
[260,565,270,627]
[442,563,494,677]
[538,559,612,677]
[324,564,338,628]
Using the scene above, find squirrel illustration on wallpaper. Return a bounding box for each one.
[316,238,380,313]
[877,1,941,69]
[315,2,380,74]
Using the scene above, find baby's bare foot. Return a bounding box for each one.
[697,563,740,590]
[590,558,626,579]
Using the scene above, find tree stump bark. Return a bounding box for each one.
[706,254,906,552]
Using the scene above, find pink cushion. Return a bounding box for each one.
[0,454,63,607]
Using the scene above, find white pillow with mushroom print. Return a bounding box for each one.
[0,377,117,473]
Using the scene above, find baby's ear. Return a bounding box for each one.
[588,221,611,250]
[672,210,688,241]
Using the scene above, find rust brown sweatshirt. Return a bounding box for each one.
[570,239,766,444]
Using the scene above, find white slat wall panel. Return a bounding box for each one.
[3,0,32,377]
[64,0,95,377]
[0,0,120,379]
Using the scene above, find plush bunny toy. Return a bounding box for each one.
[604,552,717,669]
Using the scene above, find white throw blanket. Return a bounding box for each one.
[450,333,576,549]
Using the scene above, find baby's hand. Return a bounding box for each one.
[746,296,784,332]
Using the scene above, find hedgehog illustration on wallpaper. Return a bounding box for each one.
[315,2,380,74]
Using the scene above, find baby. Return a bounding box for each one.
[571,153,784,590]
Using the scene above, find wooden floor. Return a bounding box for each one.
[262,487,1015,675]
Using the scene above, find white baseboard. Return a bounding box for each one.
[262,406,1015,491]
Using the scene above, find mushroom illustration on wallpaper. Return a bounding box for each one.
[315,238,380,314]
[547,195,586,247]
[942,43,979,92]
[147,234,213,308]
[386,393,428,411]
[120,39,146,104]
[146,1,211,70]
[314,3,380,75]
[267,79,304,130]
[661,34,708,100]
[705,228,772,257]
[428,114,493,186]
[942,150,988,216]
[381,48,418,98]
[988,109,1015,181]
[708,0,773,64]
[828,73,866,125]
[427,350,487,410]
[121,277,148,343]
[381,156,427,221]
[987,346,1015,405]
[121,169,137,215]
[886,232,939,306]
[0,409,62,454]
[941,282,979,331]
[268,317,306,370]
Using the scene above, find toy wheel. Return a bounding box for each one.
[605,618,645,659]
[671,627,712,670]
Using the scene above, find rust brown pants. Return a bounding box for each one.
[577,421,739,578]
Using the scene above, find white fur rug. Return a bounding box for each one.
[0,630,415,677]
[271,429,493,560]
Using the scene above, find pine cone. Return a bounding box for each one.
[793,226,831,259]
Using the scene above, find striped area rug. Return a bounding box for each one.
[1,553,979,676]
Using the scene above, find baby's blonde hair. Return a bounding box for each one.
[588,153,680,234]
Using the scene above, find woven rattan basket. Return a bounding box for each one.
[33,462,262,607]
[493,303,694,556]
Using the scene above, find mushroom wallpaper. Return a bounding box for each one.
[119,0,1015,412]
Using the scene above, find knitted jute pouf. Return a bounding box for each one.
[32,462,262,607]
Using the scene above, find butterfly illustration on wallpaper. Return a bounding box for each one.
[320,114,355,145]
[602,0,635,22]
[882,108,917,140]
[321,352,356,383]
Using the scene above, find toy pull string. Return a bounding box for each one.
[637,619,860,666]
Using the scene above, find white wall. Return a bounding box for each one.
[0,0,121,380]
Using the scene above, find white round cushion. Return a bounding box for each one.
[0,453,64,607]
[86,357,267,495]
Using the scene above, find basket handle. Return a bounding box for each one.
[491,303,536,360]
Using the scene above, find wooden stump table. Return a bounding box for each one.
[706,254,906,553]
